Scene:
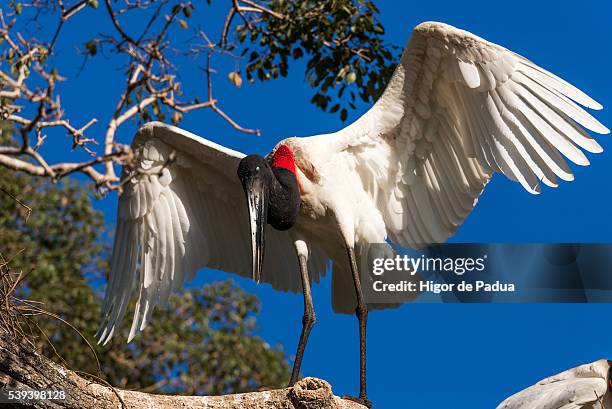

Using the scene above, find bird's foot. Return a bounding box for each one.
[342,395,373,408]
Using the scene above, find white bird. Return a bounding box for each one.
[497,359,612,409]
[98,21,609,404]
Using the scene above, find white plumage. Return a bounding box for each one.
[497,359,612,409]
[98,22,608,397]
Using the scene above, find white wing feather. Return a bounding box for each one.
[497,359,611,409]
[316,21,608,247]
[98,122,327,344]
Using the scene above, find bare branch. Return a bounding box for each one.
[211,104,260,135]
[239,0,286,20]
[0,0,268,192]
[0,187,31,222]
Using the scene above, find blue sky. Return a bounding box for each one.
[25,0,612,407]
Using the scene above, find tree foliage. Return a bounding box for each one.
[0,128,290,394]
[236,0,398,121]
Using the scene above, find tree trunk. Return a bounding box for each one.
[0,334,366,409]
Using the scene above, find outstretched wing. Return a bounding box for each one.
[312,21,609,248]
[497,359,610,409]
[98,122,326,344]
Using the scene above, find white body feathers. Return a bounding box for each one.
[497,359,612,409]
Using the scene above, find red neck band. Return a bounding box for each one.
[270,145,297,177]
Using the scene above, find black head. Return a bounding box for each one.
[237,151,301,284]
[237,154,270,183]
[237,154,271,284]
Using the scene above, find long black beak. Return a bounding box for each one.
[244,178,267,283]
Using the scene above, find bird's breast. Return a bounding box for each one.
[297,178,327,222]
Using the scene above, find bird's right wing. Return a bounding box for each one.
[98,122,325,344]
[497,359,610,409]
[306,22,608,248]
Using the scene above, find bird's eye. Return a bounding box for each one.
[255,166,260,172]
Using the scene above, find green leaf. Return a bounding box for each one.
[85,40,97,56]
[340,108,348,121]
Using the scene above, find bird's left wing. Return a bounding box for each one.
[98,122,321,344]
[309,21,609,248]
[496,359,610,409]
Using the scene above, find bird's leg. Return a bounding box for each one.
[289,250,316,386]
[347,245,371,408]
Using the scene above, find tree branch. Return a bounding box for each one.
[0,333,366,409]
[0,0,263,193]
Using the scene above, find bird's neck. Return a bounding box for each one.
[267,167,300,231]
[270,145,297,179]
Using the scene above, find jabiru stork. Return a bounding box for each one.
[98,22,609,404]
[497,359,612,408]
